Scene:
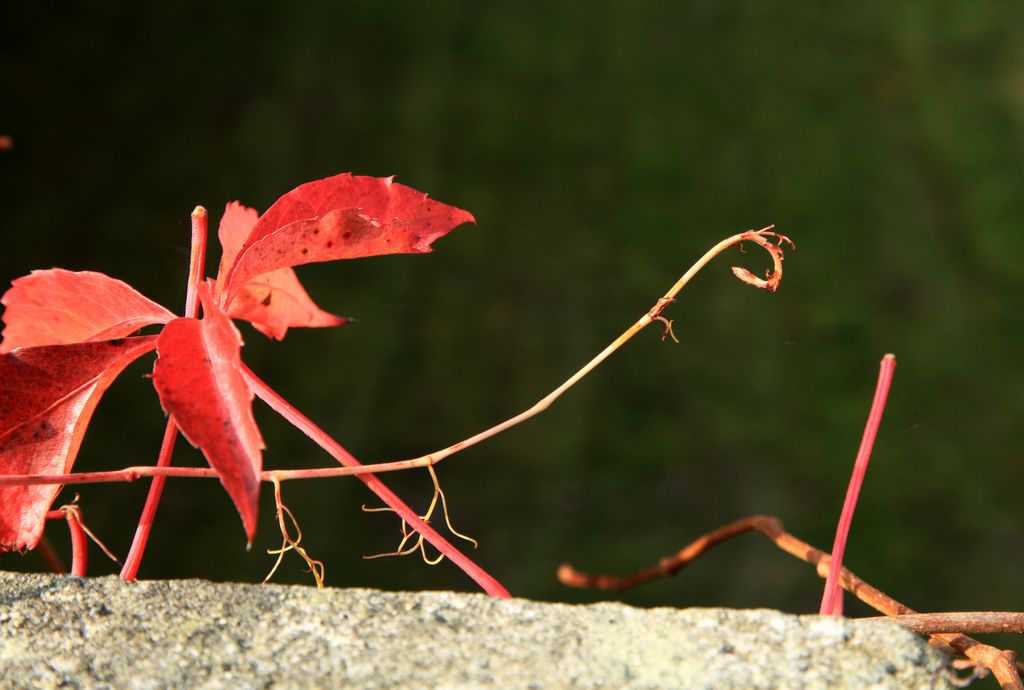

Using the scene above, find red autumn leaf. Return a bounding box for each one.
[214,201,260,285]
[226,271,352,341]
[0,336,158,550]
[0,172,505,596]
[0,269,175,353]
[213,202,348,340]
[222,173,475,296]
[152,282,264,542]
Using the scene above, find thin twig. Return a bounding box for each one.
[353,227,791,476]
[119,420,179,580]
[820,353,896,616]
[44,500,120,576]
[46,507,87,576]
[866,613,1024,636]
[559,515,1023,690]
[119,206,206,581]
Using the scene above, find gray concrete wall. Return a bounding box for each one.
[0,573,953,689]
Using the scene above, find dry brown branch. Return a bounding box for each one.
[558,515,1023,690]
[867,613,1024,636]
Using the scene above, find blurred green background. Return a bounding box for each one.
[2,2,1022,622]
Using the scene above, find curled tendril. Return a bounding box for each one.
[361,465,477,565]
[264,477,325,588]
[653,316,680,343]
[648,226,792,327]
[729,228,795,294]
[52,497,120,564]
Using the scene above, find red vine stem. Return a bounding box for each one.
[45,508,87,576]
[118,422,179,580]
[119,206,207,580]
[240,364,511,599]
[65,510,88,577]
[183,207,207,320]
[819,353,896,616]
[0,464,411,485]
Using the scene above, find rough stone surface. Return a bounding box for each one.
[0,572,953,689]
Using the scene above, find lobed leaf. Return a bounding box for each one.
[214,201,260,286]
[0,336,158,550]
[0,270,175,353]
[151,282,264,543]
[223,174,475,296]
[213,202,348,340]
[0,270,174,354]
[225,271,351,340]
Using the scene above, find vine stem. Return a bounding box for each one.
[118,422,179,580]
[0,464,433,485]
[819,353,896,616]
[65,510,88,577]
[0,227,792,491]
[309,227,792,476]
[119,206,207,581]
[861,612,1024,636]
[184,207,208,319]
[46,508,87,576]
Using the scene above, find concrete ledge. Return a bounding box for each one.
[0,572,953,689]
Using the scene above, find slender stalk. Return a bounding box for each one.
[184,206,208,319]
[0,462,479,486]
[863,612,1024,636]
[819,354,896,616]
[46,509,87,576]
[118,422,180,580]
[0,462,464,486]
[119,206,207,581]
[65,511,88,576]
[240,365,511,598]
[0,465,207,486]
[321,228,792,476]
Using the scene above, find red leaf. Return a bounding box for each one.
[223,173,475,296]
[0,336,158,550]
[215,201,260,286]
[213,202,348,340]
[152,282,264,542]
[0,270,175,353]
[226,271,351,341]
